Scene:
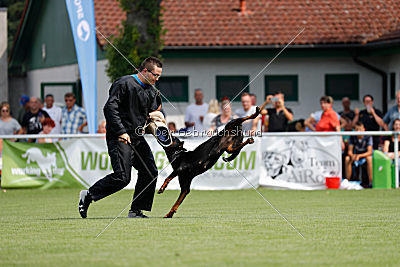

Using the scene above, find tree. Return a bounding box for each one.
[105,0,164,82]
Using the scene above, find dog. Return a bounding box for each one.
[157,106,260,218]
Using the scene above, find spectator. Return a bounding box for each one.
[383,118,400,160]
[235,93,257,134]
[16,95,30,125]
[21,97,50,142]
[250,93,257,106]
[0,102,22,154]
[339,97,355,131]
[203,99,220,130]
[383,90,400,130]
[253,91,293,132]
[61,92,87,134]
[0,102,22,136]
[315,96,340,132]
[97,120,107,134]
[209,99,235,133]
[42,94,62,134]
[305,96,344,131]
[353,94,387,149]
[345,121,373,187]
[184,89,208,133]
[168,122,177,133]
[37,118,56,143]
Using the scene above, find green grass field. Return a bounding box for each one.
[0,188,399,266]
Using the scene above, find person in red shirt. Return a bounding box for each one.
[316,96,341,132]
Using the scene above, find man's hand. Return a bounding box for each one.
[354,108,359,116]
[119,133,131,144]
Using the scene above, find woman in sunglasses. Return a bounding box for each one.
[0,102,22,136]
[0,102,23,154]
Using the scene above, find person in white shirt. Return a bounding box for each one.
[234,92,257,134]
[184,89,209,133]
[42,94,62,134]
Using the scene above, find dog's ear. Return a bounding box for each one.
[255,106,261,114]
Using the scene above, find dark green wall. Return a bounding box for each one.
[11,0,105,72]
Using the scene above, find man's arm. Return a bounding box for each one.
[356,145,373,160]
[281,104,293,121]
[304,115,316,131]
[184,106,195,128]
[103,82,128,139]
[371,108,388,130]
[352,108,360,127]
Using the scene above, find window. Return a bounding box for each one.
[325,74,359,100]
[390,72,396,99]
[156,76,188,102]
[265,75,298,101]
[40,82,82,107]
[216,76,249,102]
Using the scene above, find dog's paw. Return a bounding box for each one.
[248,138,255,144]
[164,212,174,218]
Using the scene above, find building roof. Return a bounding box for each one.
[94,0,400,47]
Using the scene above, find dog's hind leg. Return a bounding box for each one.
[164,189,189,218]
[157,171,177,194]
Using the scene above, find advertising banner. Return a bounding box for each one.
[1,136,341,190]
[258,136,342,190]
[1,137,259,190]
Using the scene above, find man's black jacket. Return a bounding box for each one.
[104,75,162,139]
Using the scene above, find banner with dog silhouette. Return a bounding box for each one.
[1,136,341,190]
[258,136,342,190]
[1,137,260,190]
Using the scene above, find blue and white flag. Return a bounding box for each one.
[66,0,97,133]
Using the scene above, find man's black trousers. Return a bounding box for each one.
[88,136,158,211]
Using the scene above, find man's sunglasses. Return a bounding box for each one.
[147,69,161,79]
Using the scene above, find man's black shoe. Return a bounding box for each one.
[78,190,92,218]
[128,210,148,218]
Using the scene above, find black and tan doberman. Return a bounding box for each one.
[158,106,260,218]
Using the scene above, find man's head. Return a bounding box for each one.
[241,93,252,111]
[363,94,374,109]
[194,89,204,105]
[320,96,333,112]
[396,91,400,107]
[29,97,40,113]
[273,91,284,108]
[20,95,30,109]
[250,93,257,106]
[354,121,365,132]
[45,94,54,109]
[64,92,76,110]
[139,56,163,85]
[168,122,177,132]
[341,97,351,110]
